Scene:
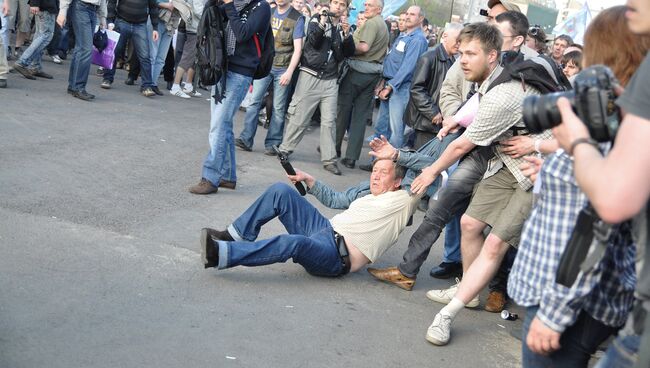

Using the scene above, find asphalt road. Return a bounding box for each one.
[0,60,523,368]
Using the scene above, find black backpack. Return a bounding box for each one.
[196,0,227,101]
[241,0,274,80]
[487,53,572,95]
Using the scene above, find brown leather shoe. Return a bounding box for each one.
[219,180,236,190]
[484,290,507,313]
[367,266,416,291]
[189,178,218,195]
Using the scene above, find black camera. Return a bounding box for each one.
[522,65,621,142]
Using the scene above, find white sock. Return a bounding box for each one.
[440,297,465,319]
[171,83,181,91]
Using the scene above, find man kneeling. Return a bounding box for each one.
[200,159,421,276]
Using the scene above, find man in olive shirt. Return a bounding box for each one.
[335,0,389,169]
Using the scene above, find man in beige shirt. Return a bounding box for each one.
[200,159,420,277]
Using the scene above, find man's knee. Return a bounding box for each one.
[460,214,486,237]
[481,234,510,261]
[267,182,294,197]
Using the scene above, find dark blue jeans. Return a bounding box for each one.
[103,18,153,88]
[216,183,344,277]
[522,306,619,367]
[68,0,97,91]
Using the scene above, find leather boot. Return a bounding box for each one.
[367,266,416,291]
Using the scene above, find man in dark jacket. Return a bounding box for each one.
[277,0,355,176]
[99,0,159,97]
[12,0,59,80]
[405,22,462,149]
[189,0,272,195]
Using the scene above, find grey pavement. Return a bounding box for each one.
[0,61,523,367]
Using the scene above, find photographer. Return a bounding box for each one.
[551,1,650,366]
[507,7,649,366]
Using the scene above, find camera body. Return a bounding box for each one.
[523,65,621,142]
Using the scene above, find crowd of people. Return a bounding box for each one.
[2,0,650,366]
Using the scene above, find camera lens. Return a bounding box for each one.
[523,91,574,134]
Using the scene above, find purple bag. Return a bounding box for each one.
[91,29,120,69]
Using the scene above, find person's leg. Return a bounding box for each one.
[264,72,291,150]
[0,28,7,84]
[14,0,30,49]
[459,214,488,274]
[162,41,175,86]
[239,75,272,148]
[318,78,339,165]
[46,22,61,57]
[200,71,252,186]
[488,247,516,293]
[69,0,96,91]
[278,72,321,153]
[398,147,493,278]
[22,12,55,72]
[373,99,390,143]
[151,21,172,87]
[335,72,355,154]
[441,214,462,264]
[387,83,410,148]
[0,0,9,54]
[131,21,153,88]
[593,333,640,368]
[102,19,131,84]
[342,72,380,161]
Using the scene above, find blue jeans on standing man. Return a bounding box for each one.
[373,82,411,148]
[103,18,153,88]
[216,182,344,277]
[150,20,173,87]
[16,11,55,72]
[201,70,253,186]
[68,0,97,92]
[238,71,291,150]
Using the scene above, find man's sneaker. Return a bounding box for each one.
[170,86,191,99]
[51,54,62,64]
[72,90,95,101]
[183,86,202,97]
[151,86,164,96]
[426,312,453,346]
[425,278,480,308]
[235,138,252,152]
[96,67,104,75]
[13,63,36,80]
[101,79,112,89]
[188,178,218,195]
[200,228,220,269]
[124,76,135,85]
[33,70,53,79]
[141,87,156,97]
[323,163,342,175]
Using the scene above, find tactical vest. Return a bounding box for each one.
[273,7,302,68]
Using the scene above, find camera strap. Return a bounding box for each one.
[579,217,611,273]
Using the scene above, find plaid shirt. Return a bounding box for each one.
[463,78,552,191]
[508,152,637,332]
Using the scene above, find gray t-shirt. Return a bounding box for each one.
[616,51,650,333]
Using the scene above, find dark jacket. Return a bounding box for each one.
[300,16,355,80]
[117,0,159,27]
[404,44,455,133]
[221,0,272,78]
[29,0,58,14]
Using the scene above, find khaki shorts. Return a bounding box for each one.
[465,167,533,247]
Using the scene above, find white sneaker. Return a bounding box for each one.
[183,86,202,97]
[425,278,480,308]
[51,54,62,64]
[426,312,452,346]
[170,87,191,99]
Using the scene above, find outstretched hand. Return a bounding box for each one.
[368,135,396,160]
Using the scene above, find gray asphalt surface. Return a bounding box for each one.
[0,61,523,368]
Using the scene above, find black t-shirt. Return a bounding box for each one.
[616,51,650,333]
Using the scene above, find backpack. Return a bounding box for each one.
[196,0,227,101]
[241,0,274,80]
[487,53,572,95]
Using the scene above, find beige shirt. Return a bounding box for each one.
[330,190,420,263]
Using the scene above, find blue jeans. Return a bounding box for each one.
[217,183,344,276]
[17,11,55,72]
[68,0,97,91]
[150,20,172,87]
[522,306,619,367]
[103,18,153,88]
[239,71,291,149]
[373,82,411,148]
[594,333,640,368]
[201,70,253,186]
[442,162,461,264]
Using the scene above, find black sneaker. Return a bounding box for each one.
[72,90,95,101]
[340,158,355,169]
[323,163,342,175]
[124,76,135,85]
[151,86,164,96]
[100,79,112,89]
[33,70,53,79]
[235,138,252,152]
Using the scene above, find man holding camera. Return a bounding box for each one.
[199,159,420,277]
[278,0,354,176]
[552,0,650,365]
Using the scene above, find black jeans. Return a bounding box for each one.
[398,145,494,278]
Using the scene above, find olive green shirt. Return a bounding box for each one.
[352,14,389,63]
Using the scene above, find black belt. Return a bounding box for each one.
[333,231,350,276]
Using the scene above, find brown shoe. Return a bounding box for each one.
[484,290,507,313]
[189,178,218,195]
[219,180,236,190]
[367,266,416,291]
